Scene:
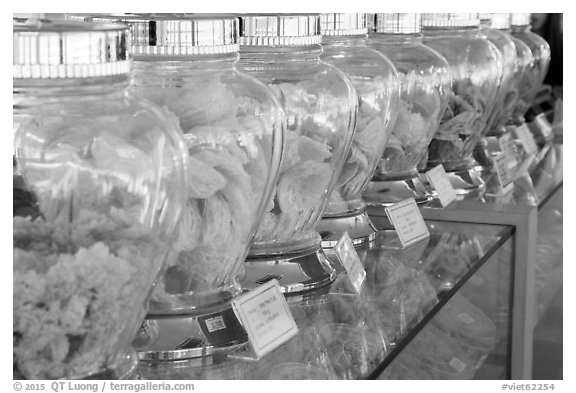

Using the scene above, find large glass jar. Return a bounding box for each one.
[317,13,400,246]
[421,13,502,195]
[479,13,519,137]
[237,14,357,293]
[509,13,551,124]
[508,35,536,126]
[108,14,284,353]
[473,14,520,172]
[12,19,188,379]
[365,13,451,205]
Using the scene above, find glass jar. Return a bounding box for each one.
[365,13,451,205]
[102,14,284,354]
[317,13,400,246]
[473,14,520,174]
[509,13,551,124]
[237,14,357,293]
[479,13,519,137]
[508,35,536,126]
[12,19,188,379]
[421,13,502,195]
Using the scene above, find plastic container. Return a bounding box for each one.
[237,14,357,294]
[12,18,188,379]
[365,13,452,205]
[316,13,400,246]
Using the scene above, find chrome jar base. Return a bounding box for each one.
[316,210,377,249]
[241,246,337,295]
[134,304,248,362]
[363,176,432,208]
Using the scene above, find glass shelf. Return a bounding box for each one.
[136,220,514,380]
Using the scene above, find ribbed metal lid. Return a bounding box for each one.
[421,13,480,30]
[374,13,421,34]
[13,18,130,79]
[491,13,511,29]
[239,14,322,46]
[320,13,367,36]
[70,14,239,57]
[510,13,530,27]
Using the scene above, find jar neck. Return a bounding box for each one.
[321,35,367,48]
[369,33,423,45]
[131,52,238,77]
[239,44,322,65]
[511,25,530,34]
[423,26,480,37]
[13,74,130,100]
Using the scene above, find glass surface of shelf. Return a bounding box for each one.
[137,220,514,380]
[380,233,514,380]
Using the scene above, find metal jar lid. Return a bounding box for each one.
[510,13,530,27]
[421,13,480,30]
[490,13,511,30]
[13,18,130,79]
[374,13,421,34]
[239,14,322,46]
[320,14,367,36]
[72,14,240,58]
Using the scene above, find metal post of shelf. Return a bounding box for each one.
[420,201,537,379]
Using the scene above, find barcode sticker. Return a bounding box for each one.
[204,315,227,333]
[449,357,467,373]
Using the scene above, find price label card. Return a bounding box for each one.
[515,124,538,155]
[333,232,366,293]
[494,152,517,188]
[535,113,553,139]
[385,198,430,248]
[425,164,457,207]
[498,133,515,156]
[231,280,298,358]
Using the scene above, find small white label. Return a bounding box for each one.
[498,133,515,156]
[426,164,457,207]
[231,280,298,358]
[534,113,553,140]
[449,357,467,373]
[334,232,366,293]
[204,315,227,333]
[515,124,538,155]
[457,313,475,325]
[385,198,430,248]
[494,152,517,188]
